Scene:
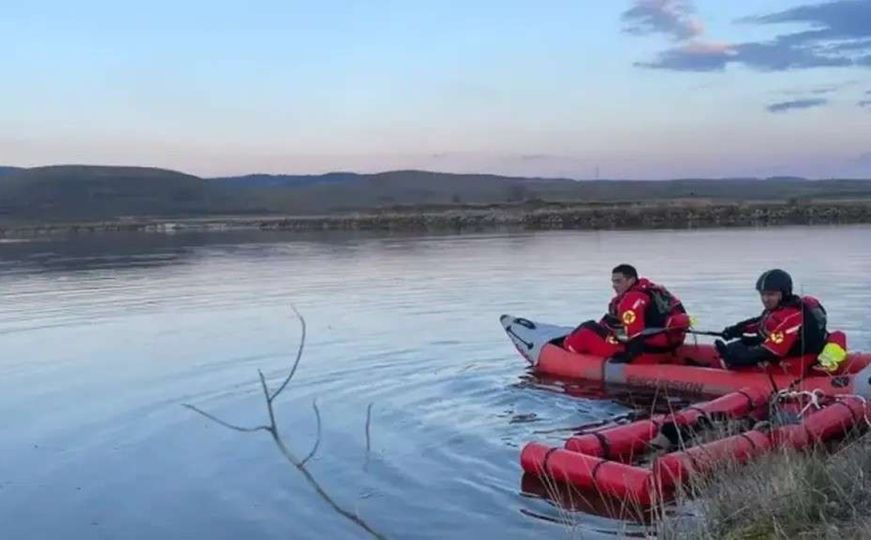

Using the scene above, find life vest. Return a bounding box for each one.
[609,279,686,329]
[758,295,828,357]
[800,296,827,341]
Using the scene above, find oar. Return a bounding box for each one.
[612,326,671,343]
[687,329,725,337]
[615,327,724,342]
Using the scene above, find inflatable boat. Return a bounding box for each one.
[520,387,871,506]
[500,314,871,399]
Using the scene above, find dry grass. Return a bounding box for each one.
[656,434,871,539]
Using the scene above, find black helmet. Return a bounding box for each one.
[756,269,793,296]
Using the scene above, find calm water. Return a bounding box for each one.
[1,226,870,539]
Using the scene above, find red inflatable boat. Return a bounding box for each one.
[500,314,871,399]
[520,388,871,506]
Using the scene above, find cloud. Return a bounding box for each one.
[633,0,871,72]
[621,0,704,40]
[732,41,853,70]
[766,98,828,113]
[635,41,735,71]
[741,1,870,37]
[781,86,835,96]
[779,80,859,96]
[822,37,871,52]
[859,99,871,108]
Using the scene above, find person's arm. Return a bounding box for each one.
[607,294,650,363]
[722,316,762,340]
[760,311,803,357]
[618,293,648,340]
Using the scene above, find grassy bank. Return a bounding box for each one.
[657,434,871,539]
[2,199,871,238]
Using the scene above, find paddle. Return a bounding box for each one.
[612,326,672,343]
[615,327,724,342]
[687,329,726,338]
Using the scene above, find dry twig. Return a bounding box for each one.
[184,305,384,539]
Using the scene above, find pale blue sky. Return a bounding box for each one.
[2,0,870,178]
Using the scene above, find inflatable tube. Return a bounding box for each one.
[655,397,869,489]
[523,394,871,506]
[564,417,664,461]
[770,396,867,449]
[668,386,770,426]
[521,442,658,505]
[563,387,770,461]
[653,430,773,489]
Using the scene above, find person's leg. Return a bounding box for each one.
[715,340,772,368]
[563,321,622,356]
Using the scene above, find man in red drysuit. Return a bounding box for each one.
[563,264,689,363]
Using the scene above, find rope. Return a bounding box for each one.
[772,389,871,428]
[769,388,824,420]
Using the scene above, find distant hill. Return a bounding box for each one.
[0,166,22,177]
[0,165,260,222]
[1,165,870,223]
[243,170,585,211]
[211,172,360,188]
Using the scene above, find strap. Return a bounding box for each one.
[737,432,759,450]
[682,405,711,419]
[737,389,758,408]
[591,431,612,460]
[541,447,560,473]
[590,457,608,480]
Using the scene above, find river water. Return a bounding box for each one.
[1,226,869,539]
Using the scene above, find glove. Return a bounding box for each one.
[721,324,744,340]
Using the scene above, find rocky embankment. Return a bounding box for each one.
[2,200,870,237]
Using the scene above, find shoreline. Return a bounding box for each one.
[2,199,870,238]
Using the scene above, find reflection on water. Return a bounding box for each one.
[0,226,869,539]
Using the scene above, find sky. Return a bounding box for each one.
[1,0,870,179]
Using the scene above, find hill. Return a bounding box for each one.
[210,172,361,188]
[0,165,257,221]
[1,165,871,224]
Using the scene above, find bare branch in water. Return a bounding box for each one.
[258,369,278,431]
[301,399,321,466]
[184,308,385,539]
[270,432,385,539]
[182,404,270,433]
[269,304,306,402]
